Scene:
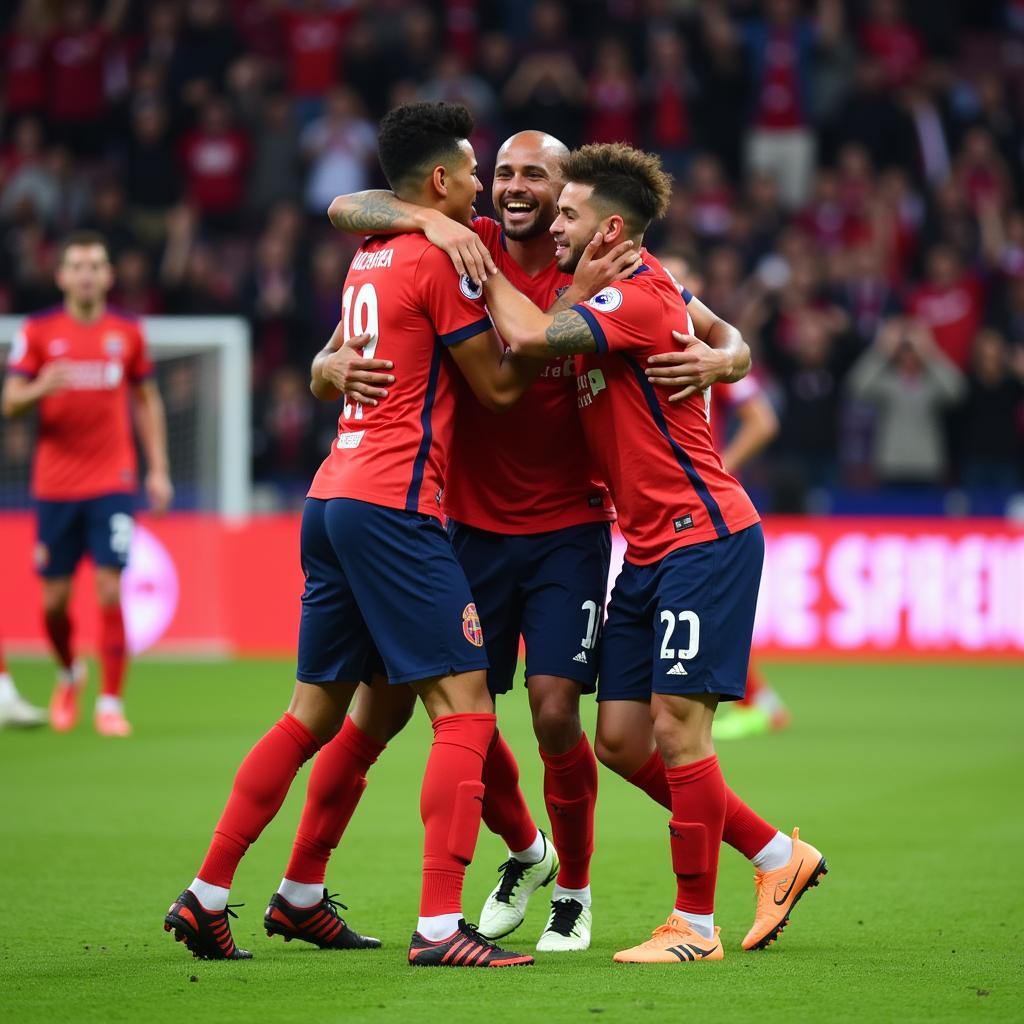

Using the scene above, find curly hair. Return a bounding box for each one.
[377,102,475,192]
[560,143,673,233]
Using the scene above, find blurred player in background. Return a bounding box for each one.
[0,636,46,728]
[659,252,790,740]
[481,143,826,963]
[1,231,172,737]
[319,129,734,951]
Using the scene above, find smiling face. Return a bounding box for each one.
[550,182,606,273]
[493,132,566,242]
[441,139,484,226]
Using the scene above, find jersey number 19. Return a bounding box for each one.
[342,283,380,421]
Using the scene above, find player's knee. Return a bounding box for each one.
[531,699,581,754]
[652,710,710,765]
[594,729,631,777]
[42,585,71,617]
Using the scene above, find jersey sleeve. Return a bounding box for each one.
[720,375,761,407]
[569,282,662,355]
[6,321,41,377]
[470,216,503,260]
[414,244,493,348]
[126,322,154,383]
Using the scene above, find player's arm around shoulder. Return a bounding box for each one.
[327,191,496,285]
[645,296,753,404]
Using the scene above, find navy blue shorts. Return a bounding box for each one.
[296,498,489,686]
[598,524,764,703]
[447,519,612,696]
[35,494,136,578]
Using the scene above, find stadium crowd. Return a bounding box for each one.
[1,0,1023,511]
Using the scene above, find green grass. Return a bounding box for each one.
[1,659,1021,1024]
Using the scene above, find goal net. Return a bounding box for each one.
[0,316,251,517]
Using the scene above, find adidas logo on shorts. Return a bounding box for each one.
[667,662,688,676]
[573,651,588,664]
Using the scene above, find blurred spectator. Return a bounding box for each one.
[418,52,497,124]
[643,30,693,176]
[833,243,902,346]
[123,100,181,241]
[906,244,985,370]
[247,92,302,212]
[848,318,965,485]
[252,366,322,498]
[178,95,250,227]
[584,38,639,146]
[280,0,356,122]
[82,180,137,258]
[3,0,49,118]
[300,87,376,217]
[859,0,924,89]
[957,329,1024,489]
[308,238,345,344]
[110,247,163,315]
[166,0,241,113]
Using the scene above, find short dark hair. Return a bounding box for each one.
[377,102,474,193]
[59,230,110,263]
[561,143,673,233]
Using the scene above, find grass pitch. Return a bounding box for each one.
[1,658,1021,1024]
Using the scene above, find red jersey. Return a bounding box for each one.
[47,28,107,121]
[572,254,760,565]
[906,277,983,370]
[442,216,613,533]
[7,307,153,500]
[280,10,353,97]
[308,233,492,518]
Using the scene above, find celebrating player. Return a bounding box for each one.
[480,143,827,963]
[311,128,744,951]
[1,231,172,737]
[164,103,586,968]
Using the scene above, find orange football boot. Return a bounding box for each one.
[95,709,133,737]
[742,828,827,950]
[613,914,724,964]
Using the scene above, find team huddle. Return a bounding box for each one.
[1,97,827,968]
[160,102,828,968]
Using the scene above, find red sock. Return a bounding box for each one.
[99,604,126,698]
[43,609,74,671]
[284,717,386,884]
[627,749,672,810]
[737,664,765,708]
[723,789,778,860]
[541,734,597,889]
[420,713,495,917]
[197,713,321,888]
[481,729,537,853]
[626,749,777,860]
[666,755,726,915]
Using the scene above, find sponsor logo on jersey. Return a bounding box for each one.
[673,514,694,533]
[585,287,623,312]
[577,368,607,409]
[462,602,484,647]
[47,338,69,356]
[336,430,365,450]
[459,274,484,300]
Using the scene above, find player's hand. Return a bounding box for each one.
[36,360,73,396]
[422,213,497,285]
[570,234,641,300]
[145,470,174,515]
[321,332,394,406]
[646,332,731,402]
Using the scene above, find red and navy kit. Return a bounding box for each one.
[8,307,153,500]
[8,307,151,578]
[569,255,763,700]
[299,233,492,687]
[443,215,613,533]
[442,216,613,695]
[571,254,760,564]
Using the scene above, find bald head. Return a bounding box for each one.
[493,131,569,242]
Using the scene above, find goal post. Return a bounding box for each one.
[0,316,251,518]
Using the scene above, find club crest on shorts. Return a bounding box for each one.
[586,287,623,312]
[462,602,484,647]
[459,274,483,300]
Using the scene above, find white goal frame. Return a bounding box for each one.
[0,316,251,517]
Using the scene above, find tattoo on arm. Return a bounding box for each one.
[544,310,597,354]
[332,192,405,232]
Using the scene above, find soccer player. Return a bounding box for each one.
[306,129,741,952]
[0,637,47,728]
[479,142,827,963]
[1,231,172,737]
[165,103,568,968]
